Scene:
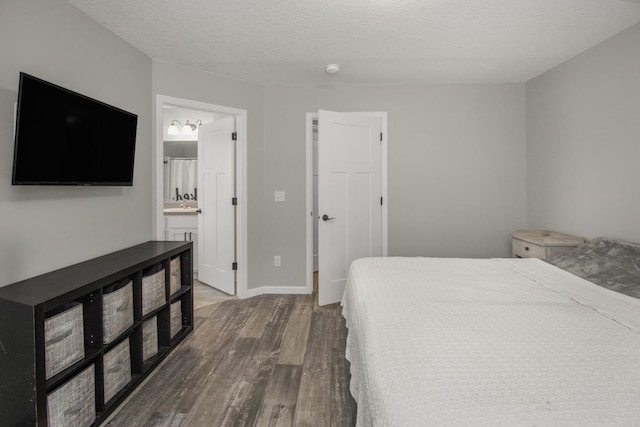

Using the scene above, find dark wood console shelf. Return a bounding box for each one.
[0,241,193,426]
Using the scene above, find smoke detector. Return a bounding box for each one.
[325,64,340,74]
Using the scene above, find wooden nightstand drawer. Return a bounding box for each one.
[511,230,586,260]
[512,238,546,258]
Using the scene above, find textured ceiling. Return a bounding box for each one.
[66,0,640,86]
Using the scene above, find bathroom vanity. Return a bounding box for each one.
[164,207,198,272]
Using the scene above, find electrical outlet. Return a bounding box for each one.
[274,256,281,267]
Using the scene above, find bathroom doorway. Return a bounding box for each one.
[155,95,248,297]
[162,105,214,276]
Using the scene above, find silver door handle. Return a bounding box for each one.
[321,214,335,221]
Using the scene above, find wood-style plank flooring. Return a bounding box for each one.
[103,277,356,426]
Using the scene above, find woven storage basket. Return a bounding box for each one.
[45,302,85,379]
[169,256,181,296]
[142,317,158,361]
[103,338,131,403]
[170,301,182,338]
[102,280,133,344]
[142,266,166,315]
[47,364,95,427]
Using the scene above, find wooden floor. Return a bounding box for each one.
[103,278,356,426]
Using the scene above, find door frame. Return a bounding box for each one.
[305,112,388,295]
[154,95,248,298]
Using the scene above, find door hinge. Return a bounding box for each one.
[380,132,383,142]
[232,131,237,141]
[380,196,383,206]
[232,197,238,206]
[232,262,238,271]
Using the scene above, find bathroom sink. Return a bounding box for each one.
[163,207,198,215]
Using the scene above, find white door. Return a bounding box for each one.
[197,118,236,295]
[318,110,383,306]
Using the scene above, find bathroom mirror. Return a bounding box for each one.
[164,141,198,202]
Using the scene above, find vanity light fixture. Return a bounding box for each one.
[182,119,202,136]
[167,119,203,136]
[167,120,180,135]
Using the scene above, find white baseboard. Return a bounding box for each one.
[241,285,311,299]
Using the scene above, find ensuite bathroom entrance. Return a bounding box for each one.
[156,95,247,297]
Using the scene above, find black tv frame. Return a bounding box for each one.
[12,72,138,186]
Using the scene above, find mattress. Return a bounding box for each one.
[341,257,640,426]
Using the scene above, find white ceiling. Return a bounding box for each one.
[67,0,640,86]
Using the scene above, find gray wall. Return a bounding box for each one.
[152,60,265,290]
[0,0,152,287]
[262,84,527,288]
[149,64,527,290]
[526,23,640,243]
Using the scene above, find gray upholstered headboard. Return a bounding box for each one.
[546,237,640,299]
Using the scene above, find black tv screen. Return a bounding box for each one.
[12,73,138,186]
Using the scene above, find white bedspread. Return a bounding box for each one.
[341,257,640,426]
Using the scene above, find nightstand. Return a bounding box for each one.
[511,230,586,259]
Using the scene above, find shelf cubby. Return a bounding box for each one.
[0,241,194,426]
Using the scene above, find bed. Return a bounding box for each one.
[341,237,640,426]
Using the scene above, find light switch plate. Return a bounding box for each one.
[274,191,285,202]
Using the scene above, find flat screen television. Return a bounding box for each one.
[12,73,138,186]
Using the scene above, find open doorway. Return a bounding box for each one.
[161,105,216,274]
[155,95,248,298]
[306,111,389,306]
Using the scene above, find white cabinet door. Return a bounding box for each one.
[165,228,193,242]
[165,222,198,272]
[318,110,383,306]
